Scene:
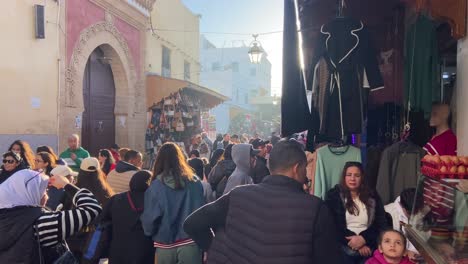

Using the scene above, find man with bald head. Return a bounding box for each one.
[423,103,457,156]
[59,134,90,172]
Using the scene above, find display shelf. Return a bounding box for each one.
[406,175,468,263]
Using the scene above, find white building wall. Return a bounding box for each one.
[200,36,272,133]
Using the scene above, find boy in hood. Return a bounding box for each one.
[223,144,258,194]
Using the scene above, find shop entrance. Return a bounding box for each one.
[81,46,116,156]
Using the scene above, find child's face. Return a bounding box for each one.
[379,232,406,260]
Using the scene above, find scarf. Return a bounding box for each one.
[0,169,49,209]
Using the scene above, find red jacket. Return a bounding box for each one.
[366,250,413,264]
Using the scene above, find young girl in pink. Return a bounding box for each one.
[366,230,413,264]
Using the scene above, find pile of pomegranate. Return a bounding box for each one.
[421,155,468,179]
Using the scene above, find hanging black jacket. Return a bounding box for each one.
[101,192,154,264]
[325,185,388,249]
[184,175,343,264]
[308,17,384,140]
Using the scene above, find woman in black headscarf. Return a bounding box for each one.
[101,170,154,264]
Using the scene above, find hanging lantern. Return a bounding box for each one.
[248,34,264,64]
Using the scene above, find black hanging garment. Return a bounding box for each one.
[281,0,312,137]
[309,18,384,140]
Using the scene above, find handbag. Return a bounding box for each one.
[164,97,173,106]
[176,118,185,132]
[35,225,79,264]
[81,222,112,264]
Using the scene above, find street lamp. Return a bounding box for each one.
[248,34,264,64]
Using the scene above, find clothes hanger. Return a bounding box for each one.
[336,0,346,18]
[328,137,350,155]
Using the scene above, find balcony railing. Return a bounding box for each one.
[126,0,156,16]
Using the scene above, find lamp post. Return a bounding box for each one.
[248,34,264,64]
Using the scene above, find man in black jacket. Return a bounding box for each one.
[184,140,343,264]
[251,138,270,184]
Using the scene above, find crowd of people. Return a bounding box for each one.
[0,132,425,264]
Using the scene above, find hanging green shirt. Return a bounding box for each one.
[314,145,362,199]
[404,14,440,117]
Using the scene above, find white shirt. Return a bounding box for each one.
[346,198,368,235]
[385,196,429,253]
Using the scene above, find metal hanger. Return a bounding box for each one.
[337,0,346,18]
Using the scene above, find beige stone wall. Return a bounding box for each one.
[146,0,201,83]
[0,1,63,136]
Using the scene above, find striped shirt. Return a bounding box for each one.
[34,185,102,247]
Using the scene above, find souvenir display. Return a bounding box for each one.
[145,90,204,155]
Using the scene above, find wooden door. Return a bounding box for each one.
[82,47,116,156]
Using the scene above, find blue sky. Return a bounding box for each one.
[181,0,284,95]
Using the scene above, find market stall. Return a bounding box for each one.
[145,74,228,167]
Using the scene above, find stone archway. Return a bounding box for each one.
[61,17,143,152]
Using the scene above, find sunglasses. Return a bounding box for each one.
[3,159,16,164]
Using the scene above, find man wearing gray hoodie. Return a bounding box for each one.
[222,144,258,194]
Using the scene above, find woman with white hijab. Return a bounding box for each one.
[0,169,102,263]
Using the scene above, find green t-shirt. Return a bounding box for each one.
[59,147,90,172]
[314,145,362,199]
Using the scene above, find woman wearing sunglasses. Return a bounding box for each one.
[0,151,25,184]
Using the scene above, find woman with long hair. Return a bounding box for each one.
[101,170,154,264]
[98,149,116,176]
[208,144,236,199]
[35,152,56,175]
[0,151,24,184]
[36,145,67,165]
[68,157,114,260]
[35,152,61,210]
[141,142,204,264]
[325,162,388,264]
[75,157,114,205]
[9,140,35,169]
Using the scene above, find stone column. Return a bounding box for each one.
[456,7,468,155]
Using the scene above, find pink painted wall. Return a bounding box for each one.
[67,0,141,75]
[114,17,141,76]
[67,0,104,61]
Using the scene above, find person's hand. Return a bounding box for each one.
[407,250,422,263]
[456,179,468,193]
[203,252,208,263]
[70,153,77,161]
[358,246,372,257]
[346,235,366,250]
[49,175,70,189]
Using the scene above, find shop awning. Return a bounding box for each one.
[146,75,229,109]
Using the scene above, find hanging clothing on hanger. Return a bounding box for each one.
[376,141,426,204]
[404,14,440,117]
[314,144,361,199]
[308,17,384,140]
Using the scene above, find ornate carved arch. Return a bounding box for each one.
[64,17,138,112]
